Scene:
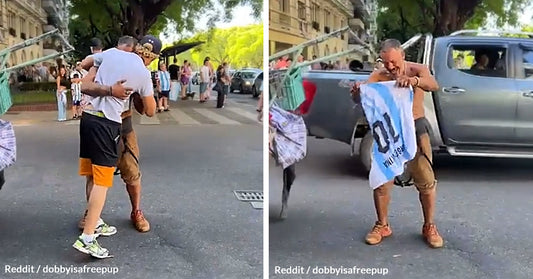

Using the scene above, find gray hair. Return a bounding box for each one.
[380,39,402,53]
[117,36,137,48]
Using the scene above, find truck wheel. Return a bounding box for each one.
[359,132,373,173]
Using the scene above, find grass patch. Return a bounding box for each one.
[11,90,72,105]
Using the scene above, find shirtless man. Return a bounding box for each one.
[351,39,443,248]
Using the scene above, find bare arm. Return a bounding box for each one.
[131,93,156,117]
[80,57,94,71]
[81,80,132,99]
[414,65,439,92]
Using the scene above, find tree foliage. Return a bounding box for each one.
[68,0,262,61]
[376,0,530,41]
[156,24,263,71]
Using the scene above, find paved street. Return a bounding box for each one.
[269,137,533,279]
[0,97,262,278]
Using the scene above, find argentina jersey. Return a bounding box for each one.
[360,81,417,189]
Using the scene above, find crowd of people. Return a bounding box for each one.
[270,54,352,70]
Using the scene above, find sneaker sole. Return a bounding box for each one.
[95,230,117,237]
[72,243,114,259]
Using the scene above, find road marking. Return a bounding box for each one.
[64,121,80,125]
[140,114,160,125]
[169,109,201,125]
[225,107,257,122]
[193,108,241,125]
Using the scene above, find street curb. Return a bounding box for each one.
[8,103,66,112]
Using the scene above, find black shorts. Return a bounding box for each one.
[79,112,121,167]
[160,90,170,98]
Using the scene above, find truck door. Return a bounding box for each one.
[432,40,518,145]
[512,43,533,145]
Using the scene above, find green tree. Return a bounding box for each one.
[68,0,262,61]
[160,24,263,71]
[377,0,530,41]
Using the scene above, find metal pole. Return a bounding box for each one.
[400,34,423,50]
[1,49,74,74]
[269,26,351,61]
[0,29,60,55]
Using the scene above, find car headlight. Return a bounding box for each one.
[245,81,251,85]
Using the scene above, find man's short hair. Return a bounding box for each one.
[89,38,103,50]
[380,39,402,52]
[117,36,137,48]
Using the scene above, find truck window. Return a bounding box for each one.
[447,46,507,78]
[520,49,533,79]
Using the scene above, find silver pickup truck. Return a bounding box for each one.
[302,30,533,171]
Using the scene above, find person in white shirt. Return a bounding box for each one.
[199,58,210,103]
[72,35,159,259]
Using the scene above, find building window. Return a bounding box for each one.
[36,26,39,37]
[298,1,306,20]
[279,0,289,13]
[20,18,26,36]
[311,3,319,22]
[7,12,15,30]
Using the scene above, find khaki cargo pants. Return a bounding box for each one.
[405,117,436,192]
[116,112,141,186]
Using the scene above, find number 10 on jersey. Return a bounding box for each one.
[372,112,399,154]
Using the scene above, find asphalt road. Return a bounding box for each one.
[0,100,262,279]
[269,137,533,279]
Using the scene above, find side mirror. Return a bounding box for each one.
[349,60,364,72]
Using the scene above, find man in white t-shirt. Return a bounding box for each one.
[72,35,160,259]
[199,58,210,102]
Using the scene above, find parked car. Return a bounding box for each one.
[230,68,262,94]
[297,30,533,172]
[252,72,263,98]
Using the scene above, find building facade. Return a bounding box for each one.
[0,0,47,67]
[0,0,69,68]
[42,0,69,58]
[269,0,377,64]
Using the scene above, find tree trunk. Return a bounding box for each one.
[122,0,173,39]
[434,0,481,36]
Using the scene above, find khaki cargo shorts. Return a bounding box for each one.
[116,116,141,186]
[405,118,436,192]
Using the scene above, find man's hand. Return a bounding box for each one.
[350,81,363,96]
[111,80,133,100]
[395,75,417,88]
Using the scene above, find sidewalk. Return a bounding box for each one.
[2,97,257,127]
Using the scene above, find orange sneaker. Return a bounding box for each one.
[365,221,392,245]
[131,210,150,233]
[422,223,443,248]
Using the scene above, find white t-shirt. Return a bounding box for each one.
[200,65,210,83]
[90,48,153,123]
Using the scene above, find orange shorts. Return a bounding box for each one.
[79,158,115,187]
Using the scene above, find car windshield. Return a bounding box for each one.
[240,72,258,79]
